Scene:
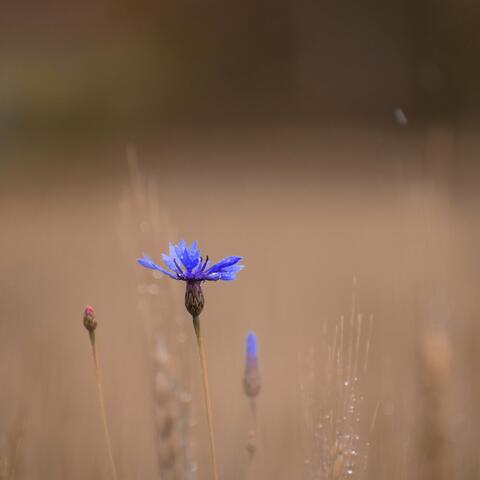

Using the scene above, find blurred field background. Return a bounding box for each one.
[1,1,480,479]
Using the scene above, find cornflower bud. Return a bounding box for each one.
[185,281,205,317]
[243,331,261,398]
[83,305,97,333]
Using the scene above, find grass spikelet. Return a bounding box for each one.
[117,154,196,478]
[153,336,179,478]
[417,327,453,480]
[153,335,197,480]
[299,284,373,480]
[0,409,25,480]
[0,437,11,480]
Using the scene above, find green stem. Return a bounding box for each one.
[89,332,118,480]
[192,315,219,480]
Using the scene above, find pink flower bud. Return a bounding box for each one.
[83,305,97,333]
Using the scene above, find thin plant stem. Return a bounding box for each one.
[250,398,257,431]
[8,409,26,480]
[248,398,258,480]
[192,315,219,480]
[88,331,119,480]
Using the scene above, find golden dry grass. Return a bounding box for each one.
[0,126,479,479]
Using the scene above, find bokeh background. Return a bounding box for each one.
[1,1,480,479]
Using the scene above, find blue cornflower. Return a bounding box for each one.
[137,240,243,282]
[137,240,244,316]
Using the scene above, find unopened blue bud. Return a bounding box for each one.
[243,331,261,398]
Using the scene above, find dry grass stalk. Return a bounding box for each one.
[153,336,197,480]
[0,440,8,480]
[153,336,181,479]
[0,437,14,480]
[152,335,197,480]
[0,411,25,480]
[117,150,196,478]
[417,328,454,480]
[299,285,373,480]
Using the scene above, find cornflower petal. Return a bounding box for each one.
[204,272,222,281]
[168,243,185,272]
[187,241,201,270]
[161,254,178,272]
[176,239,195,271]
[218,272,237,281]
[137,255,178,279]
[169,243,179,261]
[206,256,242,274]
[189,240,200,259]
[246,331,259,358]
[223,264,244,273]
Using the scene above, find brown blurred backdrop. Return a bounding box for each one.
[1,2,480,480]
[0,0,479,136]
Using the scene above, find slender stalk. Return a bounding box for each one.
[88,331,119,480]
[250,398,257,431]
[192,315,219,480]
[248,398,258,480]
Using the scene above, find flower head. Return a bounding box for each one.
[243,331,261,398]
[137,240,244,282]
[83,304,97,333]
[245,331,259,359]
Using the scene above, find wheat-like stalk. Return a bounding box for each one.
[153,336,178,478]
[117,150,196,479]
[299,283,374,480]
[417,327,453,480]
